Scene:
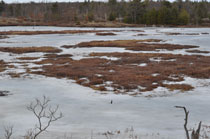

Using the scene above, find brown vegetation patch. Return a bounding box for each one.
[201,32,209,35]
[35,57,73,65]
[7,64,16,68]
[62,39,198,51]
[8,72,23,78]
[130,30,145,32]
[28,52,210,95]
[134,34,147,36]
[44,54,73,59]
[0,60,7,72]
[162,84,194,91]
[17,57,40,60]
[0,35,9,39]
[186,49,210,54]
[165,32,200,35]
[0,47,62,54]
[95,32,117,36]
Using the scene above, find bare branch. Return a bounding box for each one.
[27,95,63,139]
[175,106,190,139]
[175,106,202,139]
[4,125,13,139]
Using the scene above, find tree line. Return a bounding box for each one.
[0,0,209,26]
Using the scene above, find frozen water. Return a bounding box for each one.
[0,26,210,139]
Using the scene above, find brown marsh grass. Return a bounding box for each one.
[29,52,210,94]
[95,32,117,36]
[0,47,62,54]
[186,49,210,54]
[62,39,198,51]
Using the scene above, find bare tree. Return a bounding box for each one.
[26,96,63,139]
[175,106,202,139]
[4,125,13,139]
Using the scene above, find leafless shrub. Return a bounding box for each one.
[26,95,63,139]
[4,125,13,139]
[24,129,34,139]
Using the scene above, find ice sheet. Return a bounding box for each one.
[0,27,210,139]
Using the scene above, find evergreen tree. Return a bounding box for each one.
[171,7,179,25]
[145,8,157,25]
[109,12,116,21]
[178,9,190,25]
[0,0,5,14]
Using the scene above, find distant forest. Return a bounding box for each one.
[0,0,210,26]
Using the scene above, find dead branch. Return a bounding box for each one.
[175,106,190,139]
[175,106,202,139]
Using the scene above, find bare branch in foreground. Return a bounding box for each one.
[175,106,190,139]
[175,106,202,139]
[26,95,63,139]
[4,125,13,139]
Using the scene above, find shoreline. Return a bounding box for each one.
[0,21,210,28]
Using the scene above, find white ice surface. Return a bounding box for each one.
[0,27,210,138]
[0,76,210,139]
